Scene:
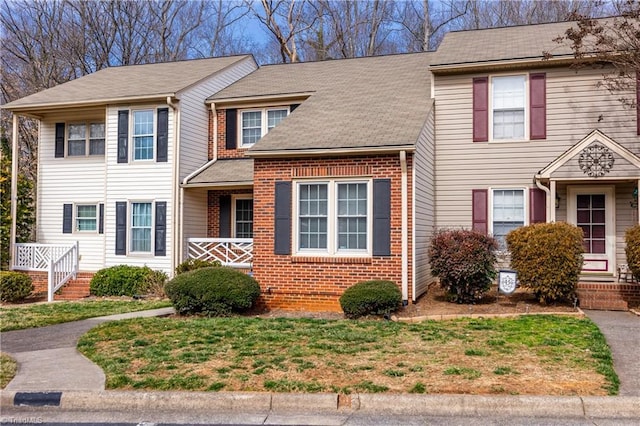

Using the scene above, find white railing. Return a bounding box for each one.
[187,238,253,269]
[13,242,79,302]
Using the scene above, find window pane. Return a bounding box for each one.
[235,199,254,238]
[299,184,328,250]
[337,183,367,250]
[133,111,154,160]
[492,76,525,140]
[68,124,86,140]
[267,109,287,130]
[134,136,154,160]
[90,123,105,138]
[68,140,86,156]
[76,205,97,231]
[492,189,525,249]
[133,111,154,135]
[242,111,262,145]
[89,139,105,155]
[131,203,152,252]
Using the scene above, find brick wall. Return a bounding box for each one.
[250,154,414,312]
[209,109,251,160]
[21,271,93,300]
[576,282,640,310]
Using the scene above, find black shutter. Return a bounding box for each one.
[156,108,168,162]
[274,181,292,255]
[115,202,127,255]
[290,104,300,112]
[98,203,104,234]
[372,179,391,256]
[155,201,167,256]
[225,109,237,150]
[219,195,231,238]
[63,204,73,234]
[55,123,65,158]
[117,110,129,163]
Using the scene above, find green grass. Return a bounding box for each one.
[77,314,618,395]
[0,353,17,388]
[0,299,172,331]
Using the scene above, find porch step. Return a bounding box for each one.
[576,281,639,311]
[54,273,92,301]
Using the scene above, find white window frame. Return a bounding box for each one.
[67,122,105,157]
[74,203,98,233]
[129,201,154,254]
[489,187,528,250]
[231,194,254,239]
[293,179,372,257]
[489,74,529,143]
[238,107,289,147]
[131,109,156,161]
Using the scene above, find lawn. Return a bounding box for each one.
[78,314,618,396]
[0,353,17,388]
[0,299,172,331]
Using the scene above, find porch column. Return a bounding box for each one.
[549,180,557,223]
[637,180,640,224]
[9,114,18,270]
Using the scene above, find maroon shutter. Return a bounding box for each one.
[530,73,546,140]
[529,188,547,224]
[472,189,488,234]
[472,77,489,142]
[636,72,639,136]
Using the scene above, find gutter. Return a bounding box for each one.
[400,150,409,305]
[167,96,180,276]
[246,145,416,158]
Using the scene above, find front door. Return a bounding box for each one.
[567,186,615,275]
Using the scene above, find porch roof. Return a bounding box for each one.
[184,158,253,187]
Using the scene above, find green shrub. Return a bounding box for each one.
[175,258,222,275]
[164,267,260,316]
[506,222,583,304]
[625,225,640,279]
[0,271,34,302]
[339,280,402,319]
[90,265,166,297]
[428,229,498,303]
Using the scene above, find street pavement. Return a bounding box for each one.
[0,306,639,424]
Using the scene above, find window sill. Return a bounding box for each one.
[291,256,372,264]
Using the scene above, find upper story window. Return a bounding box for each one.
[240,107,289,146]
[491,189,525,250]
[67,123,105,156]
[492,76,525,140]
[133,110,154,160]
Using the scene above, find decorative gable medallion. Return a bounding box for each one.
[578,143,614,177]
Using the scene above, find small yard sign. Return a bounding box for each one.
[498,270,518,295]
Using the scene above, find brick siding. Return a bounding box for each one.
[21,271,93,300]
[576,281,640,310]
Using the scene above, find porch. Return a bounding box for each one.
[186,238,253,269]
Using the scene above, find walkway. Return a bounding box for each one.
[584,310,640,396]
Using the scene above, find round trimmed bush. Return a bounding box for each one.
[339,280,402,319]
[164,267,260,316]
[506,222,583,304]
[625,224,640,279]
[428,229,498,303]
[0,271,34,302]
[175,258,221,275]
[90,265,165,297]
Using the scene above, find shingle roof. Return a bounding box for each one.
[3,55,253,111]
[209,53,433,155]
[432,19,609,68]
[185,158,254,186]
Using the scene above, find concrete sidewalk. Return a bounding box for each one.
[1,307,639,422]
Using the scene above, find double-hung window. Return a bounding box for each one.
[240,107,288,146]
[297,180,370,255]
[234,197,254,239]
[130,202,152,252]
[67,123,105,156]
[133,110,154,160]
[75,205,97,231]
[492,75,525,140]
[492,189,525,249]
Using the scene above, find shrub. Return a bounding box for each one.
[175,258,221,275]
[428,229,498,303]
[506,222,583,304]
[90,265,166,297]
[0,271,34,302]
[164,267,260,316]
[339,280,402,319]
[625,225,640,279]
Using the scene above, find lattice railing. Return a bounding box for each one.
[187,238,253,269]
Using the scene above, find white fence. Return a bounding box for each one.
[187,238,253,269]
[13,242,79,302]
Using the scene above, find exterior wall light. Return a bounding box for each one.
[631,188,638,209]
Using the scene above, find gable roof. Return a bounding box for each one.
[431,18,614,71]
[2,55,254,112]
[209,53,433,156]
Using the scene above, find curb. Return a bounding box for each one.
[2,391,639,419]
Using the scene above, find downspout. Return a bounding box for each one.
[167,96,180,275]
[400,150,409,305]
[534,175,552,223]
[211,103,218,162]
[9,114,18,270]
